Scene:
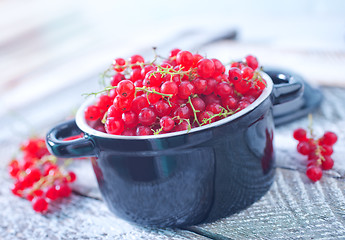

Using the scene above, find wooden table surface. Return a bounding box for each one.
[1,1,345,239]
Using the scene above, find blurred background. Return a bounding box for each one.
[1,0,345,136]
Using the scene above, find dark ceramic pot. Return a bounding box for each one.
[46,72,303,227]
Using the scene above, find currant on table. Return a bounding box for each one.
[8,137,77,213]
[85,49,267,136]
[293,115,338,182]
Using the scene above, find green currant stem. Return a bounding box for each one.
[136,87,173,98]
[83,86,117,98]
[187,96,201,126]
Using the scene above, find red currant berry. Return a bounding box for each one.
[136,126,153,136]
[321,155,334,170]
[138,107,157,126]
[46,186,59,200]
[176,51,194,69]
[192,78,207,94]
[215,82,233,98]
[97,95,113,111]
[117,80,135,99]
[68,171,77,182]
[56,184,72,198]
[107,105,122,119]
[203,79,218,96]
[130,68,143,82]
[122,128,136,136]
[155,100,171,117]
[170,48,181,58]
[321,145,333,156]
[122,111,138,128]
[174,121,190,132]
[141,65,156,77]
[144,71,163,87]
[198,111,215,125]
[206,103,223,115]
[222,96,238,111]
[293,128,308,141]
[111,73,125,86]
[146,86,162,104]
[297,141,311,155]
[197,59,215,79]
[130,55,144,69]
[228,67,242,82]
[105,117,125,135]
[113,58,126,72]
[211,58,225,77]
[85,105,102,121]
[113,95,133,112]
[188,97,206,113]
[32,197,48,212]
[161,81,178,96]
[160,116,175,132]
[173,105,192,121]
[178,81,195,99]
[320,132,337,146]
[245,55,259,70]
[242,67,254,80]
[306,165,322,182]
[131,95,149,114]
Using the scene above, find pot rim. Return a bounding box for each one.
[76,72,273,139]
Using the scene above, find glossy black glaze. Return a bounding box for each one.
[47,99,275,227]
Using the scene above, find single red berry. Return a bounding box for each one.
[107,105,122,119]
[113,58,126,72]
[56,184,72,198]
[130,68,143,82]
[174,121,190,132]
[130,55,145,69]
[233,79,251,94]
[198,111,215,125]
[215,82,233,98]
[178,81,195,99]
[321,155,334,170]
[173,105,192,121]
[160,116,175,132]
[138,107,157,126]
[161,81,178,96]
[144,71,163,87]
[222,96,238,111]
[170,48,181,58]
[320,132,337,146]
[97,95,113,111]
[192,78,207,94]
[8,165,20,178]
[203,79,218,96]
[68,171,77,182]
[122,111,139,128]
[113,95,133,112]
[85,105,102,121]
[136,126,153,136]
[306,165,323,182]
[245,55,259,70]
[105,117,125,135]
[193,54,203,67]
[206,103,223,115]
[21,139,40,155]
[111,73,125,86]
[321,145,333,156]
[141,65,156,77]
[293,128,308,141]
[32,197,49,213]
[228,67,242,82]
[197,59,215,79]
[131,95,149,114]
[188,97,206,113]
[46,186,59,200]
[297,141,311,155]
[176,51,194,69]
[241,67,254,80]
[26,168,41,183]
[146,86,162,104]
[211,58,225,77]
[155,100,171,118]
[117,80,135,99]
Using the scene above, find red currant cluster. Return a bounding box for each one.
[8,137,76,213]
[293,126,338,182]
[85,49,266,136]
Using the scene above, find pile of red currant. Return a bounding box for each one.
[84,49,266,136]
[293,122,338,182]
[8,137,77,213]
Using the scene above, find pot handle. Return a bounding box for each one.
[267,69,304,105]
[46,119,97,158]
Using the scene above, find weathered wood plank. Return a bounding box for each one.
[190,168,345,240]
[0,174,208,240]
